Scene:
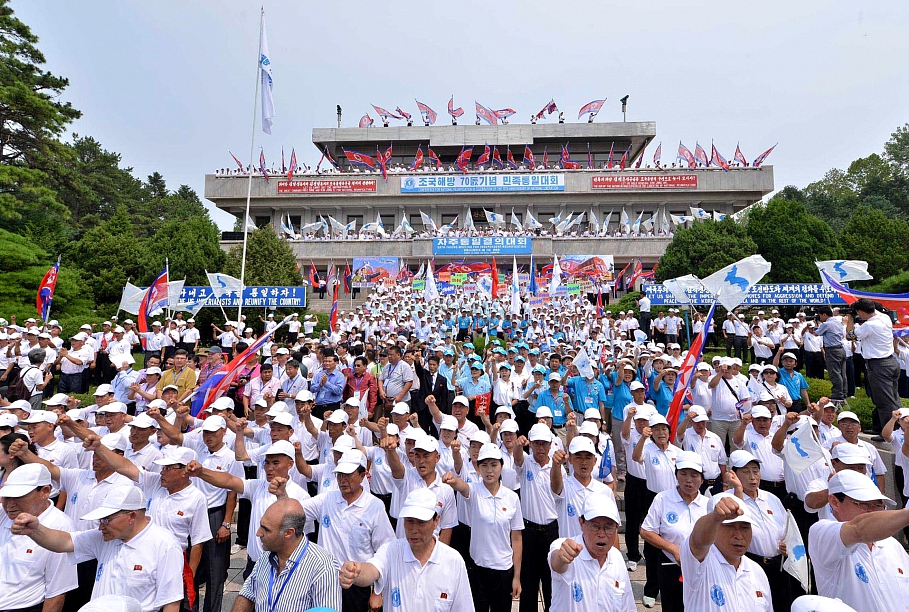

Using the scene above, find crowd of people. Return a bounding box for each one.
[0,285,908,612]
[280,225,676,241]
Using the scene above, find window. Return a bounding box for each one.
[410,214,424,230]
[440,213,458,226]
[289,215,301,228]
[254,215,271,227]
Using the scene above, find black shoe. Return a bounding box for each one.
[871,435,885,442]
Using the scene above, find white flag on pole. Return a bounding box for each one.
[816,260,873,284]
[511,256,522,315]
[549,254,562,296]
[207,272,243,299]
[690,206,710,220]
[524,209,542,230]
[632,210,645,235]
[621,208,631,233]
[662,274,703,305]
[574,347,595,379]
[700,255,771,312]
[259,13,275,135]
[424,259,439,302]
[118,282,145,315]
[419,211,437,232]
[782,510,809,592]
[511,209,524,231]
[166,280,184,311]
[600,211,613,236]
[783,417,825,474]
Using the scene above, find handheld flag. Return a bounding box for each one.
[491,257,499,300]
[493,108,516,121]
[628,258,644,286]
[36,260,59,320]
[427,148,442,169]
[700,255,771,312]
[510,209,523,231]
[259,14,274,134]
[694,142,710,167]
[534,99,558,120]
[752,144,777,167]
[448,96,464,119]
[559,144,581,169]
[782,510,810,592]
[666,302,716,438]
[410,145,424,171]
[506,146,518,169]
[259,150,269,181]
[419,211,437,232]
[371,105,401,120]
[286,148,297,180]
[543,147,549,168]
[620,208,631,234]
[376,146,388,182]
[820,270,909,329]
[415,100,437,124]
[528,255,538,296]
[137,267,169,343]
[549,254,562,296]
[619,147,628,170]
[662,274,702,305]
[523,145,535,168]
[456,146,473,173]
[424,259,439,302]
[492,146,504,168]
[712,211,726,222]
[395,106,411,120]
[229,150,245,171]
[607,142,615,168]
[578,99,605,120]
[574,347,595,379]
[322,147,341,169]
[358,114,374,128]
[343,149,376,169]
[678,142,696,168]
[690,206,711,221]
[711,143,730,171]
[281,147,285,173]
[653,142,662,166]
[475,102,498,126]
[600,211,613,236]
[206,272,243,298]
[343,262,352,294]
[816,260,873,283]
[635,147,644,168]
[510,256,521,315]
[524,209,542,230]
[476,143,491,167]
[783,417,825,474]
[734,143,748,167]
[118,282,144,316]
[484,210,505,227]
[309,264,320,287]
[329,282,339,329]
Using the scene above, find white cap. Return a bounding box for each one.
[837,411,860,424]
[385,423,400,436]
[790,595,861,612]
[495,406,515,418]
[390,402,410,416]
[130,413,159,430]
[22,410,58,425]
[583,408,601,421]
[81,485,147,521]
[439,415,458,431]
[568,436,596,455]
[675,450,704,473]
[0,413,17,429]
[696,362,712,371]
[535,406,553,419]
[76,595,143,612]
[469,431,491,445]
[344,397,360,408]
[413,436,438,453]
[153,446,197,467]
[100,433,129,452]
[144,367,162,376]
[782,352,798,361]
[729,450,761,468]
[97,402,127,414]
[528,423,552,442]
[648,414,669,427]
[500,419,519,433]
[750,405,773,419]
[827,470,895,506]
[688,405,709,423]
[477,443,503,462]
[629,381,645,391]
[582,492,621,525]
[265,401,291,417]
[334,449,367,473]
[452,395,469,406]
[270,413,294,427]
[326,411,350,425]
[295,389,315,402]
[632,404,654,420]
[265,440,296,459]
[831,443,873,466]
[399,488,439,521]
[0,464,53,497]
[578,421,599,437]
[42,393,69,407]
[146,399,167,411]
[707,493,757,525]
[210,397,235,412]
[548,372,561,382]
[332,436,356,453]
[201,415,227,431]
[93,384,114,396]
[65,408,87,422]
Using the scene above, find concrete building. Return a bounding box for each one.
[206,121,773,270]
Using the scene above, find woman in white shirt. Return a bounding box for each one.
[640,451,710,612]
[444,443,523,612]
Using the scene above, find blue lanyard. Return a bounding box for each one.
[267,540,308,612]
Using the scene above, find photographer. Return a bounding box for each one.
[806,306,847,401]
[846,298,901,438]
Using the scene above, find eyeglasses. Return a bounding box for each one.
[99,510,132,525]
[584,521,618,534]
[850,499,886,511]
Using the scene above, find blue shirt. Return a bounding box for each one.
[778,368,808,404]
[456,376,491,399]
[609,372,633,421]
[535,389,572,426]
[457,316,472,330]
[565,376,604,414]
[651,382,673,417]
[309,368,346,405]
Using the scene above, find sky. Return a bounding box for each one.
[14,1,909,229]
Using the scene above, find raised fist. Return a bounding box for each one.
[713,496,744,521]
[556,538,583,565]
[552,449,568,465]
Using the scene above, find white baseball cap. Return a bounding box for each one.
[750,405,773,419]
[326,411,350,424]
[130,413,159,430]
[439,415,458,431]
[390,402,410,416]
[830,443,872,466]
[675,450,704,473]
[578,421,599,437]
[469,431,491,445]
[629,381,645,391]
[22,410,58,425]
[97,402,127,414]
[81,485,147,520]
[413,436,438,453]
[583,408,602,421]
[827,469,895,506]
[568,436,596,455]
[535,407,553,419]
[477,443,504,462]
[581,492,621,525]
[528,423,552,442]
[499,419,519,433]
[153,446,197,467]
[452,395,469,406]
[93,384,114,396]
[707,493,756,525]
[0,464,52,497]
[334,449,367,473]
[295,390,315,402]
[201,415,227,431]
[42,393,70,407]
[729,449,761,469]
[0,413,17,429]
[264,440,296,459]
[837,411,860,424]
[648,414,669,427]
[100,433,129,452]
[210,397,235,412]
[7,399,32,415]
[688,405,710,423]
[399,488,439,521]
[145,367,162,376]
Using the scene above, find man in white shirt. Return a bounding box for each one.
[710,357,751,451]
[11,485,185,612]
[339,488,473,612]
[22,409,78,507]
[548,491,636,611]
[0,464,79,612]
[682,493,773,611]
[808,469,909,612]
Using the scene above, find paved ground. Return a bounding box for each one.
[216,483,662,611]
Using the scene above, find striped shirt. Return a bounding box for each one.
[238,537,342,612]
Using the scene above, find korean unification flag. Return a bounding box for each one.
[782,510,809,592]
[783,418,825,474]
[700,255,771,312]
[207,272,243,299]
[662,274,702,306]
[259,14,274,135]
[424,259,439,302]
[510,256,522,315]
[549,254,562,297]
[816,260,873,284]
[574,347,595,379]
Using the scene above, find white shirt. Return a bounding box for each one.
[680,541,772,611]
[735,427,785,482]
[57,467,135,530]
[36,438,79,498]
[300,488,395,563]
[621,426,647,479]
[826,437,887,481]
[733,489,787,558]
[548,538,636,612]
[642,487,709,563]
[0,503,78,609]
[369,538,473,612]
[463,481,523,570]
[809,518,909,612]
[392,471,457,537]
[638,441,680,493]
[712,376,750,421]
[182,435,244,507]
[516,456,558,524]
[855,311,895,359]
[681,429,727,480]
[137,471,212,551]
[554,474,614,538]
[240,477,311,562]
[70,521,185,612]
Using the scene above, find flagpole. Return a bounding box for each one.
[238,7,264,330]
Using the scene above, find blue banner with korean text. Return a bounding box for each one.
[401,173,565,193]
[178,286,307,309]
[644,283,846,306]
[433,236,532,256]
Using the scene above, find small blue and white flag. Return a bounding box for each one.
[259,13,274,135]
[700,255,771,312]
[816,260,873,284]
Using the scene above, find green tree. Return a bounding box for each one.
[746,198,841,282]
[67,206,142,305]
[0,0,79,221]
[884,123,909,174]
[141,216,225,286]
[839,206,909,281]
[655,219,758,282]
[224,226,302,287]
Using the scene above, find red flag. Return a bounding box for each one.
[309,264,320,287]
[343,262,352,294]
[476,144,491,166]
[506,146,518,169]
[343,149,375,169]
[228,150,245,171]
[36,261,59,320]
[752,144,777,167]
[491,257,499,299]
[619,147,629,170]
[667,303,717,438]
[627,259,645,287]
[456,146,473,173]
[376,146,388,182]
[329,283,339,329]
[410,145,424,171]
[543,147,549,167]
[492,146,504,168]
[137,268,168,348]
[607,143,615,168]
[428,148,442,169]
[287,148,296,181]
